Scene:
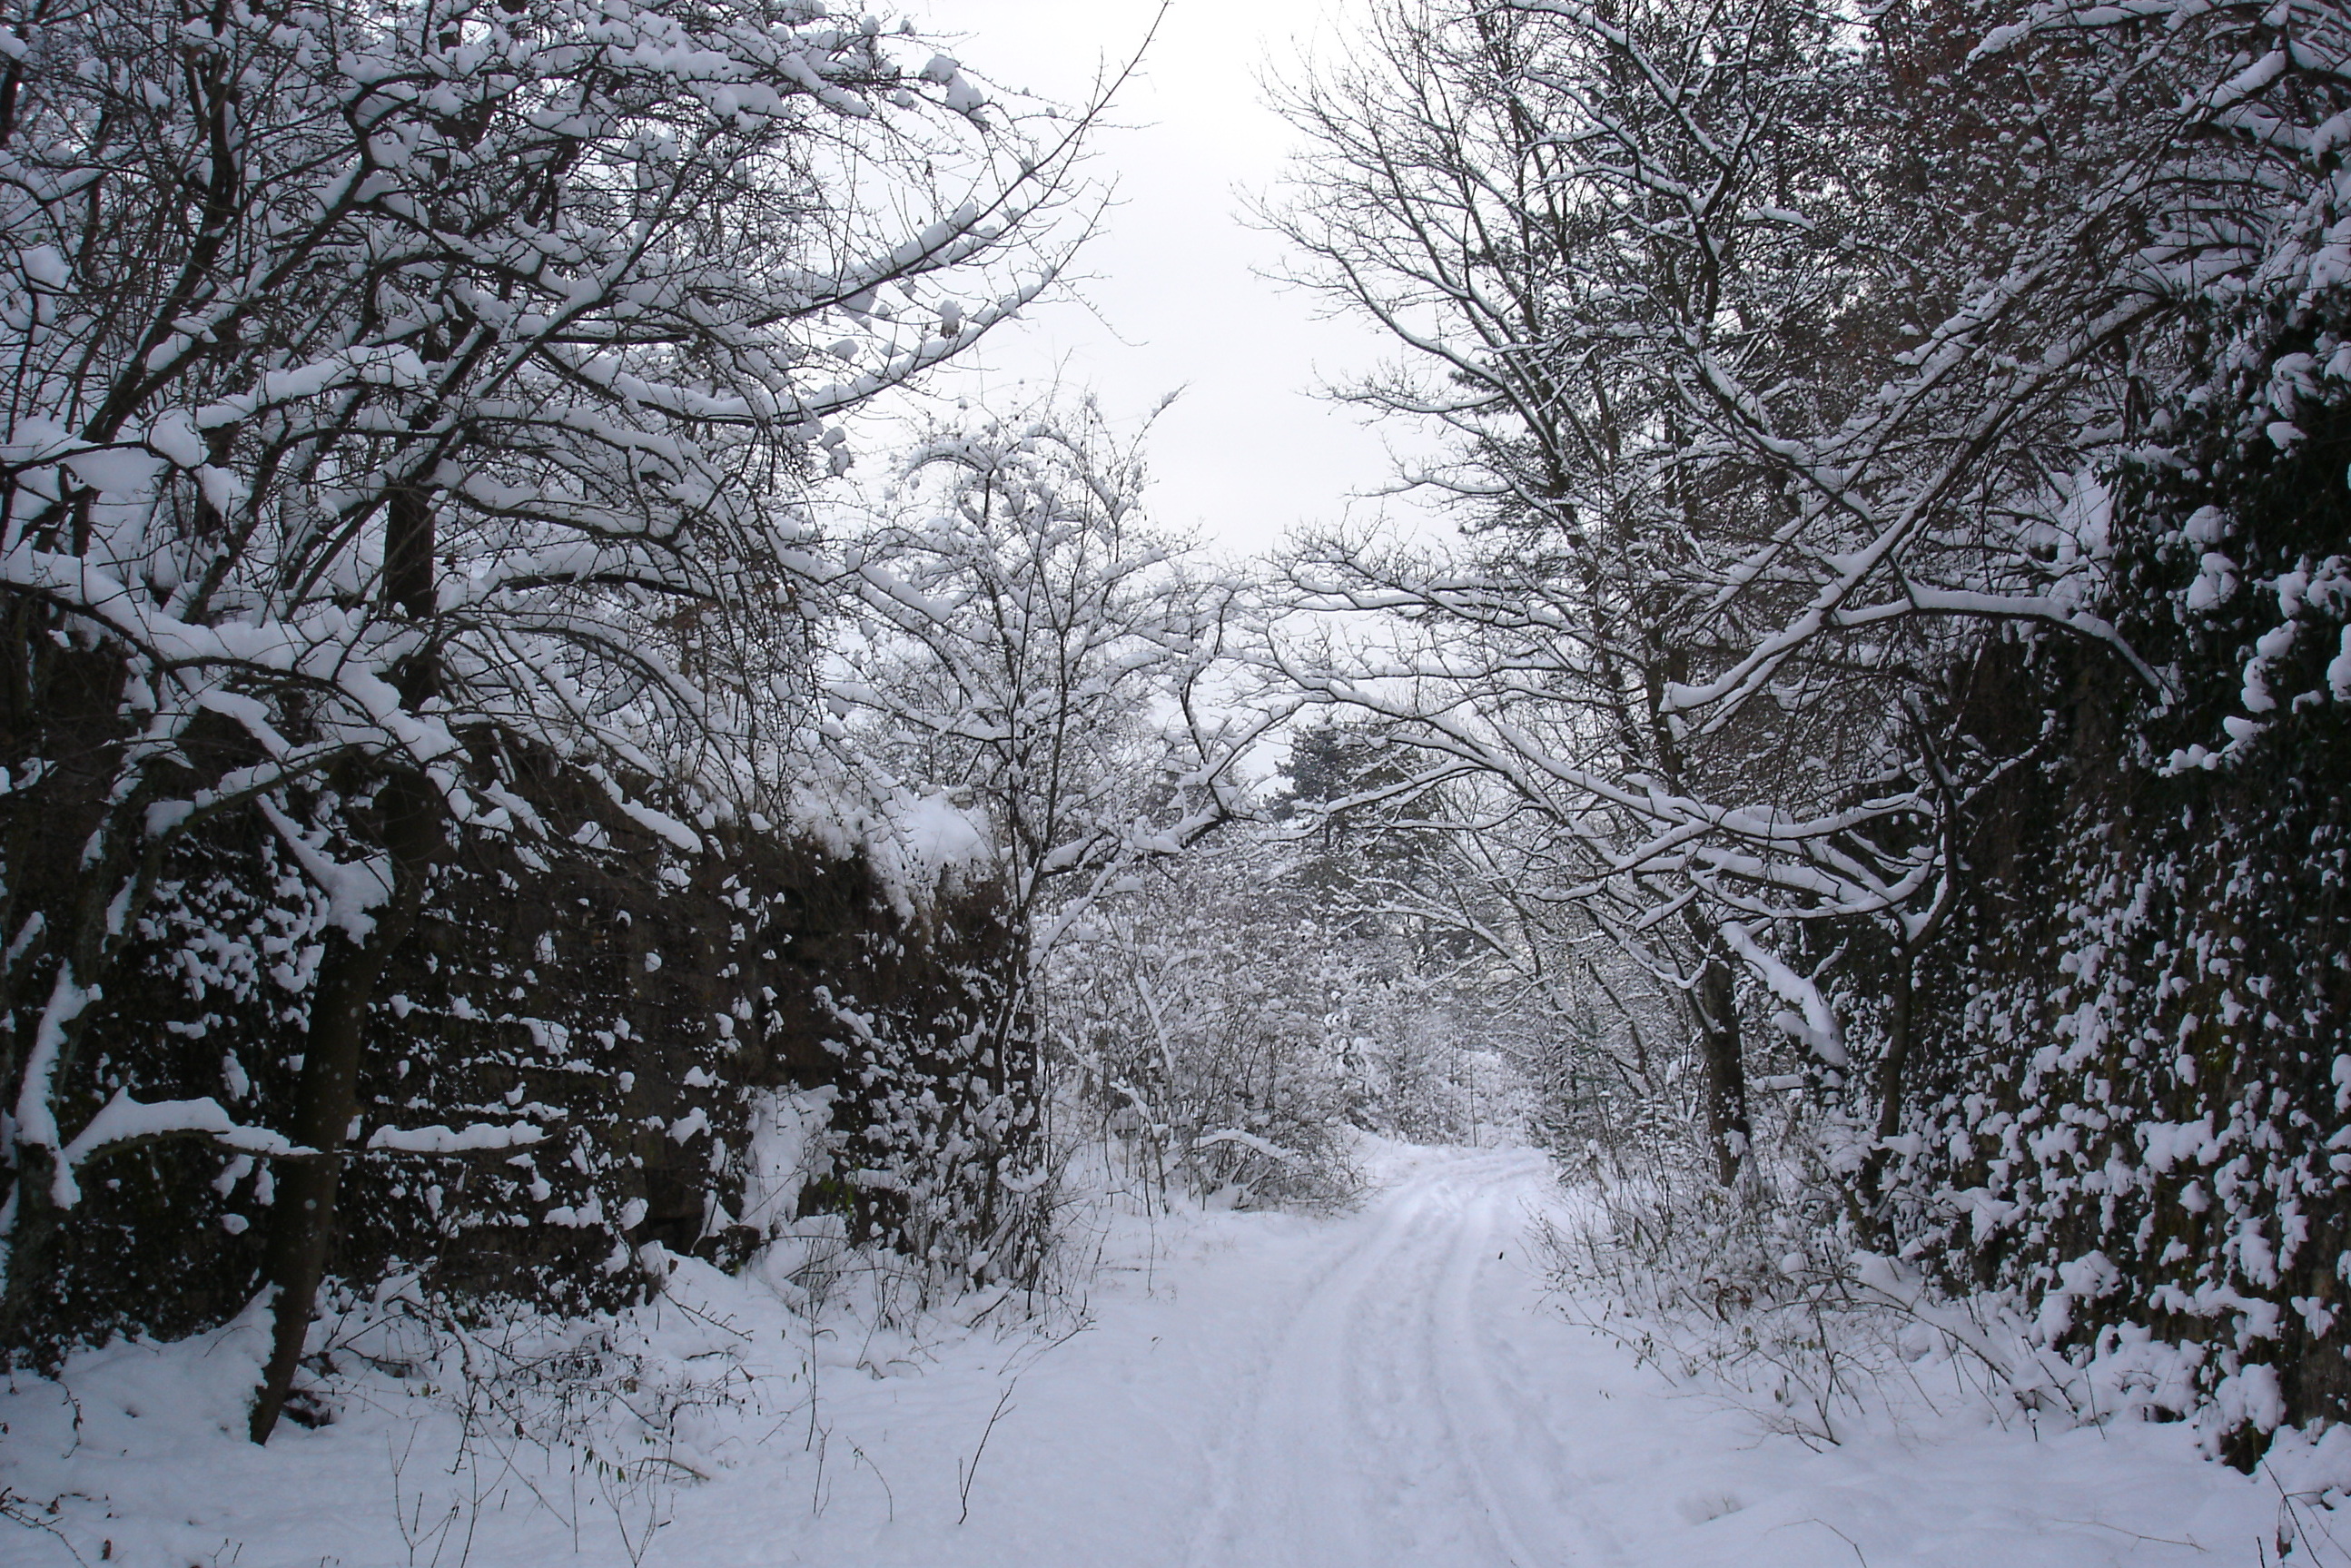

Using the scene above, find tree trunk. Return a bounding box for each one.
[248,772,440,1444]
[1694,954,1750,1187]
[0,1143,64,1356]
[1857,956,1916,1217]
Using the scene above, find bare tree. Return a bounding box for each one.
[1264,0,1910,1180]
[820,399,1271,1271]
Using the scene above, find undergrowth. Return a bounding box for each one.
[1545,1139,2351,1555]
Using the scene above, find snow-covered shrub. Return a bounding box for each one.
[1548,1123,2143,1449]
[1873,290,2351,1465]
[1551,1169,1889,1446]
[1052,847,1364,1212]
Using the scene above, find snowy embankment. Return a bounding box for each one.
[0,1142,2325,1567]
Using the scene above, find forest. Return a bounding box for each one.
[2,0,2349,1561]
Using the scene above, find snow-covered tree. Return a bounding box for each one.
[0,0,1092,1435]
[1272,0,2351,1449]
[817,399,1268,1273]
[1266,0,1928,1181]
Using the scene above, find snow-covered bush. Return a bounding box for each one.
[3,754,1031,1345]
[1052,846,1363,1211]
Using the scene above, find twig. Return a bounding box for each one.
[1799,1516,1872,1567]
[848,1438,895,1524]
[956,1385,1018,1525]
[0,1488,90,1568]
[2050,1516,2208,1552]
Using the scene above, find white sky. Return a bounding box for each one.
[902,0,1444,559]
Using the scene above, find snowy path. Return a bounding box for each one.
[1180,1148,1609,1567]
[706,1143,2290,1568]
[0,1142,2306,1567]
[684,1143,1613,1568]
[690,1142,2296,1568]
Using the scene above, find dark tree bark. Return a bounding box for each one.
[1694,952,1750,1187]
[1855,956,1917,1216]
[0,771,171,1359]
[248,771,440,1444]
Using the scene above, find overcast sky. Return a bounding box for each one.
[902,0,1443,558]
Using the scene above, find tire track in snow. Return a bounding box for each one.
[1181,1164,1431,1567]
[1182,1148,1600,1568]
[1427,1159,1632,1566]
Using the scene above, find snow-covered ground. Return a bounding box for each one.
[1,1142,2324,1566]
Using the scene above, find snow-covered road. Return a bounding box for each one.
[1181,1148,1606,1567]
[727,1142,2296,1568]
[682,1143,1606,1568]
[1,1142,2308,1566]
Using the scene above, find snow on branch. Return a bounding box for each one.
[1192,1128,1302,1164]
[256,797,394,941]
[52,1090,309,1208]
[1720,922,1848,1070]
[366,1121,548,1156]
